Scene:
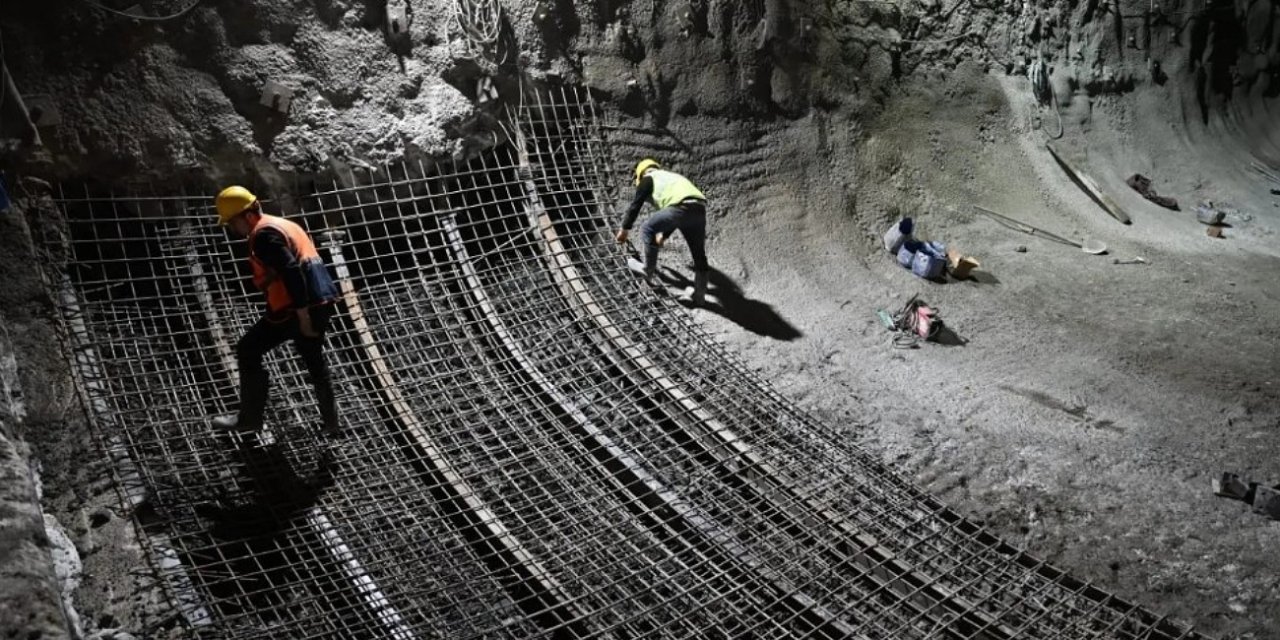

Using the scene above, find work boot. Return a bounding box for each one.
[322,417,342,439]
[316,382,340,438]
[678,270,708,306]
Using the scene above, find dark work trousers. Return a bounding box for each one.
[640,201,708,276]
[234,303,336,433]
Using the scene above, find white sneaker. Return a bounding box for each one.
[626,258,650,278]
[211,415,239,430]
[677,287,706,306]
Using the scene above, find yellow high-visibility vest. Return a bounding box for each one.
[649,170,706,209]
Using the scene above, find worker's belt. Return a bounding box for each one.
[678,198,706,207]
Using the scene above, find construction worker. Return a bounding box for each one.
[210,186,341,440]
[615,159,710,305]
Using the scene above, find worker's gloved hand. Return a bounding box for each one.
[615,229,629,244]
[654,233,665,247]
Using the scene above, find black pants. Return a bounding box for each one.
[234,304,336,433]
[640,202,708,275]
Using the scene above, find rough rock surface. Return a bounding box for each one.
[1,302,77,638]
[0,192,180,638]
[0,391,72,639]
[2,0,482,181]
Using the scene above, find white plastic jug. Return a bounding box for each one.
[882,218,914,254]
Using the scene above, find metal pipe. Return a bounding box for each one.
[1,58,42,147]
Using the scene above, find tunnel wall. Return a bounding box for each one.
[3,1,1276,182]
[0,323,73,640]
[22,84,1218,639]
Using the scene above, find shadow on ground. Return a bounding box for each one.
[660,266,802,341]
[933,324,969,346]
[196,440,335,534]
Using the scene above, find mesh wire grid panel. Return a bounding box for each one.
[37,85,1211,640]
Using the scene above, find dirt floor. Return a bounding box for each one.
[635,64,1280,640]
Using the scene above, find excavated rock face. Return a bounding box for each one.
[1,0,480,181]
[3,1,1274,179]
[573,0,1278,156]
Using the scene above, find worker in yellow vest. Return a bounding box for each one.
[615,159,710,305]
[210,186,341,440]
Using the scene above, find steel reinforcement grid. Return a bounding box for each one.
[37,85,1210,640]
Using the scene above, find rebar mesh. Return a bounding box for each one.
[37,85,1209,640]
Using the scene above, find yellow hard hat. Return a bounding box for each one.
[215,186,258,226]
[634,159,660,186]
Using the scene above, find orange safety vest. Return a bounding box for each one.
[248,214,325,314]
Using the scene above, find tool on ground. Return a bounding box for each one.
[875,295,943,349]
[972,205,1108,255]
[1045,143,1132,224]
[1112,257,1146,265]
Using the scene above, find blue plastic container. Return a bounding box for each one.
[896,239,922,268]
[911,241,947,279]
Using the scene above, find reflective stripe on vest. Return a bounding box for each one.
[649,170,706,210]
[248,214,324,313]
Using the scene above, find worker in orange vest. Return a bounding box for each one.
[210,186,341,440]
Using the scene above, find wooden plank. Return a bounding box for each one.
[1046,143,1132,224]
[323,232,589,637]
[178,221,238,377]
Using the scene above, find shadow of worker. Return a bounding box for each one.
[660,266,802,341]
[186,441,339,611]
[197,441,334,538]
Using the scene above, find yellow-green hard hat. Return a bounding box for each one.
[634,159,660,186]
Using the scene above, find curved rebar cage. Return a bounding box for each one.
[42,85,1208,640]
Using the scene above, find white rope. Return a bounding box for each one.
[80,0,204,22]
[454,0,502,48]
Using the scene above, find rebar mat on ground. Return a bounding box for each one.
[37,86,1211,640]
